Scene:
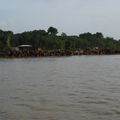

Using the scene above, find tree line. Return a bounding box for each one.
[0,27,120,51]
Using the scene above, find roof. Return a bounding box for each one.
[19,45,32,47]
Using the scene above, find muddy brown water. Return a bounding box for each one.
[0,55,120,120]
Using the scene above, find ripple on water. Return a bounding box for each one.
[1,56,120,120]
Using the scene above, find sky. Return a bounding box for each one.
[0,0,120,39]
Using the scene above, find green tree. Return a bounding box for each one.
[94,32,103,39]
[47,27,58,36]
[61,32,67,37]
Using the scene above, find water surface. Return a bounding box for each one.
[0,55,120,120]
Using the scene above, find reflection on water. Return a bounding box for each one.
[0,56,120,120]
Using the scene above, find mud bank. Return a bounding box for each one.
[0,48,120,58]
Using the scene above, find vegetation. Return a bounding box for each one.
[0,27,120,51]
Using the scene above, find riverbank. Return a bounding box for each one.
[0,48,120,58]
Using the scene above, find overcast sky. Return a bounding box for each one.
[0,0,120,39]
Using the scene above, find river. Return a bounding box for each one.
[0,55,120,120]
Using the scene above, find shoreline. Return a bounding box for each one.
[0,48,120,58]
